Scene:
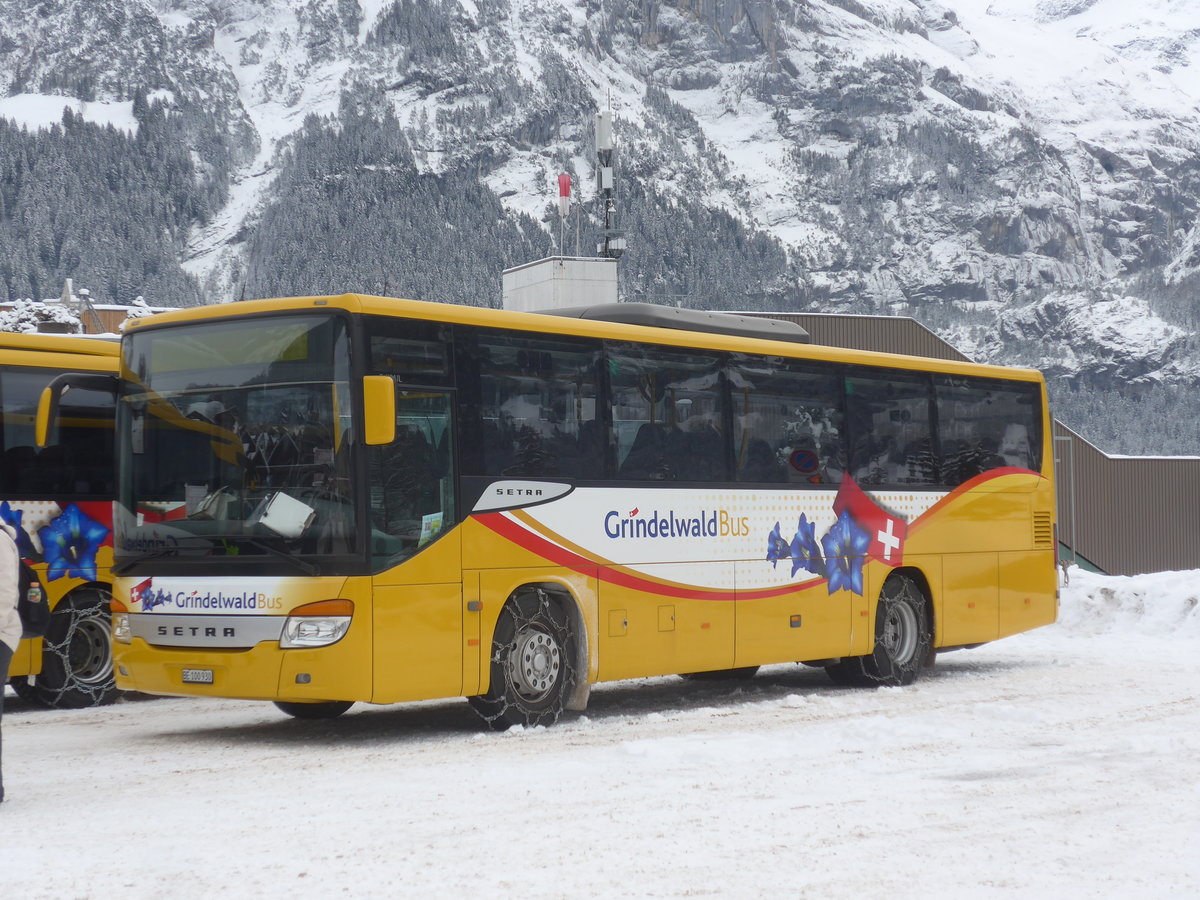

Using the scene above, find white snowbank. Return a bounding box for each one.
[3,567,1198,898]
[1059,567,1200,638]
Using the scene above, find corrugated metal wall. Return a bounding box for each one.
[747,312,972,361]
[1053,421,1200,576]
[747,311,1199,575]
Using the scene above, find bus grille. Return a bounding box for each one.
[1033,511,1053,548]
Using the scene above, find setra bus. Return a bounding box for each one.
[73,294,1056,728]
[3,331,119,707]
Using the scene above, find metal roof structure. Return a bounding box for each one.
[545,302,812,344]
[743,312,971,362]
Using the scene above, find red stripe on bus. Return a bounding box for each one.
[474,511,826,602]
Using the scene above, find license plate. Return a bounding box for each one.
[181,668,214,684]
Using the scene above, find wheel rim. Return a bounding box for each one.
[507,626,561,702]
[881,593,919,666]
[67,610,113,685]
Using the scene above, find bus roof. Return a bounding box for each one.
[0,331,119,358]
[123,294,1045,384]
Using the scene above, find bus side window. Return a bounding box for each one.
[729,354,844,485]
[468,330,603,481]
[608,343,726,483]
[935,375,1042,485]
[847,371,937,487]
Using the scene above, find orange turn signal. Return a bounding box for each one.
[289,599,354,617]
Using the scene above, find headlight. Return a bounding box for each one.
[279,599,353,649]
[113,612,131,644]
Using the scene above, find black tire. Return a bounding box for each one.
[274,700,354,720]
[680,666,760,681]
[8,677,39,703]
[826,573,931,688]
[26,587,118,709]
[468,588,577,731]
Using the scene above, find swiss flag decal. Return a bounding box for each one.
[832,476,908,568]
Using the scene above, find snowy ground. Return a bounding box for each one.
[2,568,1197,899]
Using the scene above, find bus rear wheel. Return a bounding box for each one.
[274,700,354,720]
[25,588,118,709]
[826,573,930,688]
[469,588,576,731]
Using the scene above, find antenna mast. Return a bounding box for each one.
[595,110,626,260]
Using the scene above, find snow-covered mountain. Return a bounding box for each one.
[3,0,1200,450]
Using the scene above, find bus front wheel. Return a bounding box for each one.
[23,587,118,709]
[826,573,931,688]
[469,588,576,731]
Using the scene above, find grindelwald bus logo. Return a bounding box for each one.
[130,578,283,612]
[604,506,751,539]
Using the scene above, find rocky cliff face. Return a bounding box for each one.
[2,0,1200,451]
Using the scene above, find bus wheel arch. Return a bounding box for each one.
[468,584,582,731]
[826,569,932,688]
[19,582,118,709]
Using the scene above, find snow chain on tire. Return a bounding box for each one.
[23,587,119,709]
[826,573,932,688]
[469,587,578,731]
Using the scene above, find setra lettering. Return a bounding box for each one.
[155,625,238,638]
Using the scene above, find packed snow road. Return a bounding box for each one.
[3,569,1198,899]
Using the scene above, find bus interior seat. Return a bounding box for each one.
[547,419,603,480]
[739,438,782,482]
[0,445,37,491]
[571,418,605,478]
[29,445,68,493]
[682,424,725,481]
[619,422,678,480]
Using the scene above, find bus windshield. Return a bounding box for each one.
[116,314,356,568]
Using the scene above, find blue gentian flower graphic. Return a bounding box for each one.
[821,509,870,595]
[766,521,790,568]
[789,513,825,578]
[38,504,110,581]
[0,501,37,558]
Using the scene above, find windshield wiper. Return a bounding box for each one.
[113,540,215,574]
[113,547,183,575]
[232,536,320,576]
[114,536,319,576]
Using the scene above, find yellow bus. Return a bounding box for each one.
[2,332,119,707]
[93,294,1056,728]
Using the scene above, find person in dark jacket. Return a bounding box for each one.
[0,521,22,803]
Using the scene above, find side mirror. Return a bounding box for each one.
[36,372,118,448]
[361,375,396,446]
